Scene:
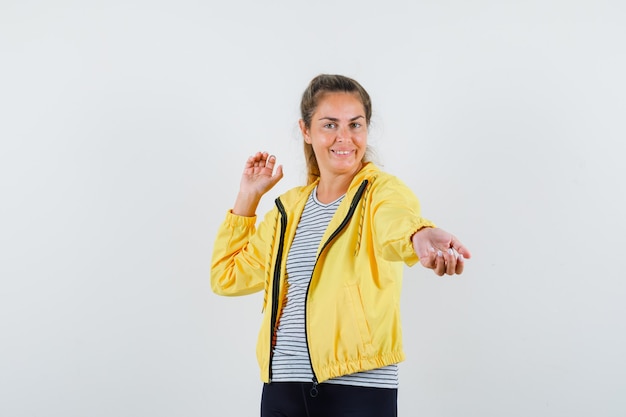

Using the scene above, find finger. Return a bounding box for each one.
[265,154,277,171]
[253,151,270,170]
[274,164,284,179]
[269,164,284,186]
[257,152,275,171]
[450,236,471,259]
[246,152,260,168]
[434,250,446,276]
[243,157,258,175]
[444,248,457,275]
[455,254,465,275]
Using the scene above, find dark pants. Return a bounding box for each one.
[260,382,398,417]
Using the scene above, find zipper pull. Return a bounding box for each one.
[310,378,319,397]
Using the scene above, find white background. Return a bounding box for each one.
[1,0,625,416]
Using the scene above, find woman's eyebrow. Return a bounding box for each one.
[317,115,365,121]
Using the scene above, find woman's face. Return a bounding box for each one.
[300,92,368,180]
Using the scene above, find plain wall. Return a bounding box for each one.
[1,0,625,416]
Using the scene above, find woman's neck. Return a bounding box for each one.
[316,164,363,204]
[315,181,348,204]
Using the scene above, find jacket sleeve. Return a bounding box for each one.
[210,209,272,296]
[370,175,436,266]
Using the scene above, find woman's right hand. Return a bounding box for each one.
[232,152,283,216]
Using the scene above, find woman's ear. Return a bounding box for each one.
[299,119,311,144]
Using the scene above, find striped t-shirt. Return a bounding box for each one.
[271,188,399,389]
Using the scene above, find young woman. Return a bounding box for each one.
[211,74,471,417]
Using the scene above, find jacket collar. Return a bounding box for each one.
[279,162,380,208]
[311,162,379,194]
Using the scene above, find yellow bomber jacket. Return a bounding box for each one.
[210,163,435,384]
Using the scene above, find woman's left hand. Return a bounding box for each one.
[411,228,472,276]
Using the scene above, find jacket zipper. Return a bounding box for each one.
[268,198,288,383]
[304,180,369,396]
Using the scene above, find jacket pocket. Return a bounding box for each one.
[345,283,374,354]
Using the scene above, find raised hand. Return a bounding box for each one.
[233,152,283,217]
[411,227,472,276]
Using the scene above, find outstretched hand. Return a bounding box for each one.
[412,227,472,276]
[233,152,283,216]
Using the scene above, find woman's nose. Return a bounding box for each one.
[337,125,350,141]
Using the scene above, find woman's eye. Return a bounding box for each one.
[324,123,336,129]
[351,122,362,129]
